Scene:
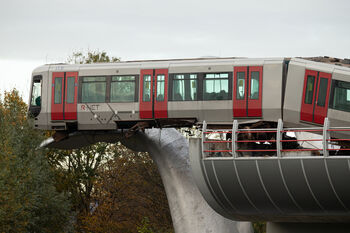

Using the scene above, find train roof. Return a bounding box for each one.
[32,57,282,73]
[32,56,350,74]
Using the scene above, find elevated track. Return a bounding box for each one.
[189,118,350,222]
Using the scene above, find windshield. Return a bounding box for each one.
[31,79,42,107]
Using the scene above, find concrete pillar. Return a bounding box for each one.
[123,128,253,233]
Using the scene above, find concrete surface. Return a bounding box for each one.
[123,128,253,233]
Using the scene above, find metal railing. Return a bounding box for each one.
[201,118,350,158]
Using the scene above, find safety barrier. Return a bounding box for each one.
[201,118,350,158]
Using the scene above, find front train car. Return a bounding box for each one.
[28,58,286,136]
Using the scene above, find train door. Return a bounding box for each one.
[51,72,78,121]
[233,66,263,117]
[139,69,168,119]
[300,70,331,124]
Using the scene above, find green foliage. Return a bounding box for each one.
[253,221,266,233]
[47,143,112,216]
[47,142,174,232]
[67,49,120,64]
[0,90,73,232]
[137,217,155,233]
[76,143,173,233]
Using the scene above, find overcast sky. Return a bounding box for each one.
[0,0,349,102]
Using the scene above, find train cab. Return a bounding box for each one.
[28,65,51,130]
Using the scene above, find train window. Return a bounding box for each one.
[54,77,63,104]
[157,75,165,101]
[236,72,245,100]
[316,78,328,107]
[143,75,151,102]
[332,80,350,112]
[31,78,42,107]
[250,71,260,99]
[172,74,197,101]
[111,76,135,102]
[304,75,315,104]
[66,77,75,104]
[82,77,106,103]
[204,73,229,100]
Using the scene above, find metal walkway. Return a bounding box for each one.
[189,118,350,222]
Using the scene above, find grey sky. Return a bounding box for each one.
[0,0,349,100]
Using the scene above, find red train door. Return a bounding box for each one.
[140,70,154,119]
[51,72,78,121]
[139,69,168,119]
[233,67,247,117]
[247,66,263,117]
[64,72,78,120]
[300,70,331,124]
[233,66,263,117]
[51,72,65,120]
[154,69,168,118]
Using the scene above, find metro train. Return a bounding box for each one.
[28,57,350,139]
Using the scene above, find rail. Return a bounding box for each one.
[201,118,350,159]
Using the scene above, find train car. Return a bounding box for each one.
[188,57,350,223]
[28,56,350,140]
[28,57,285,132]
[284,58,350,138]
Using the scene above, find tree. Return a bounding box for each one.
[67,49,120,64]
[0,90,73,232]
[47,143,113,230]
[79,144,173,233]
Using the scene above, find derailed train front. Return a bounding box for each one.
[28,58,284,135]
[28,57,350,149]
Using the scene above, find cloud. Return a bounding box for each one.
[0,0,349,61]
[0,59,44,102]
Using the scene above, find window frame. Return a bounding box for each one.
[202,72,232,101]
[329,79,350,113]
[142,74,152,102]
[30,75,42,107]
[304,75,316,104]
[79,76,108,103]
[66,76,76,104]
[249,71,260,100]
[54,77,63,104]
[236,71,246,100]
[169,73,198,101]
[78,75,139,103]
[110,75,138,103]
[316,77,328,107]
[156,74,166,102]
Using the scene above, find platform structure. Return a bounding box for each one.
[189,118,350,223]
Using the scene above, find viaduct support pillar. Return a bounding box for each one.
[123,128,253,233]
